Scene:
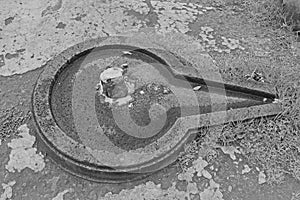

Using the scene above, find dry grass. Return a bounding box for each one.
[247,0,285,27]
[214,51,300,183]
[177,0,300,184]
[247,0,300,35]
[214,44,300,183]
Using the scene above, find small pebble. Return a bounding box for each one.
[205,6,215,10]
[121,63,128,68]
[163,88,170,94]
[241,164,251,174]
[258,171,267,184]
[122,51,132,55]
[228,185,232,192]
[193,86,202,91]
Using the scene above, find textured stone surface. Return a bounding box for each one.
[0,0,216,76]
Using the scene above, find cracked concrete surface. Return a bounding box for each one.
[0,0,246,76]
[5,124,45,173]
[1,0,300,199]
[0,181,16,200]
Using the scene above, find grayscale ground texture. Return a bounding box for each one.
[1,0,300,199]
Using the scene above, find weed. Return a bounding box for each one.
[292,192,300,200]
[180,0,300,184]
[206,43,300,184]
[246,0,287,29]
[177,140,199,171]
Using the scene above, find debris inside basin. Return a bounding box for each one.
[91,51,181,149]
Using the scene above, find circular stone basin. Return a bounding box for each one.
[32,37,200,183]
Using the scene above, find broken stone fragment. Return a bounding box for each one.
[100,67,123,83]
[99,67,135,101]
[104,77,128,98]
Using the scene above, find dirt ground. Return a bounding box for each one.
[1,0,300,199]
